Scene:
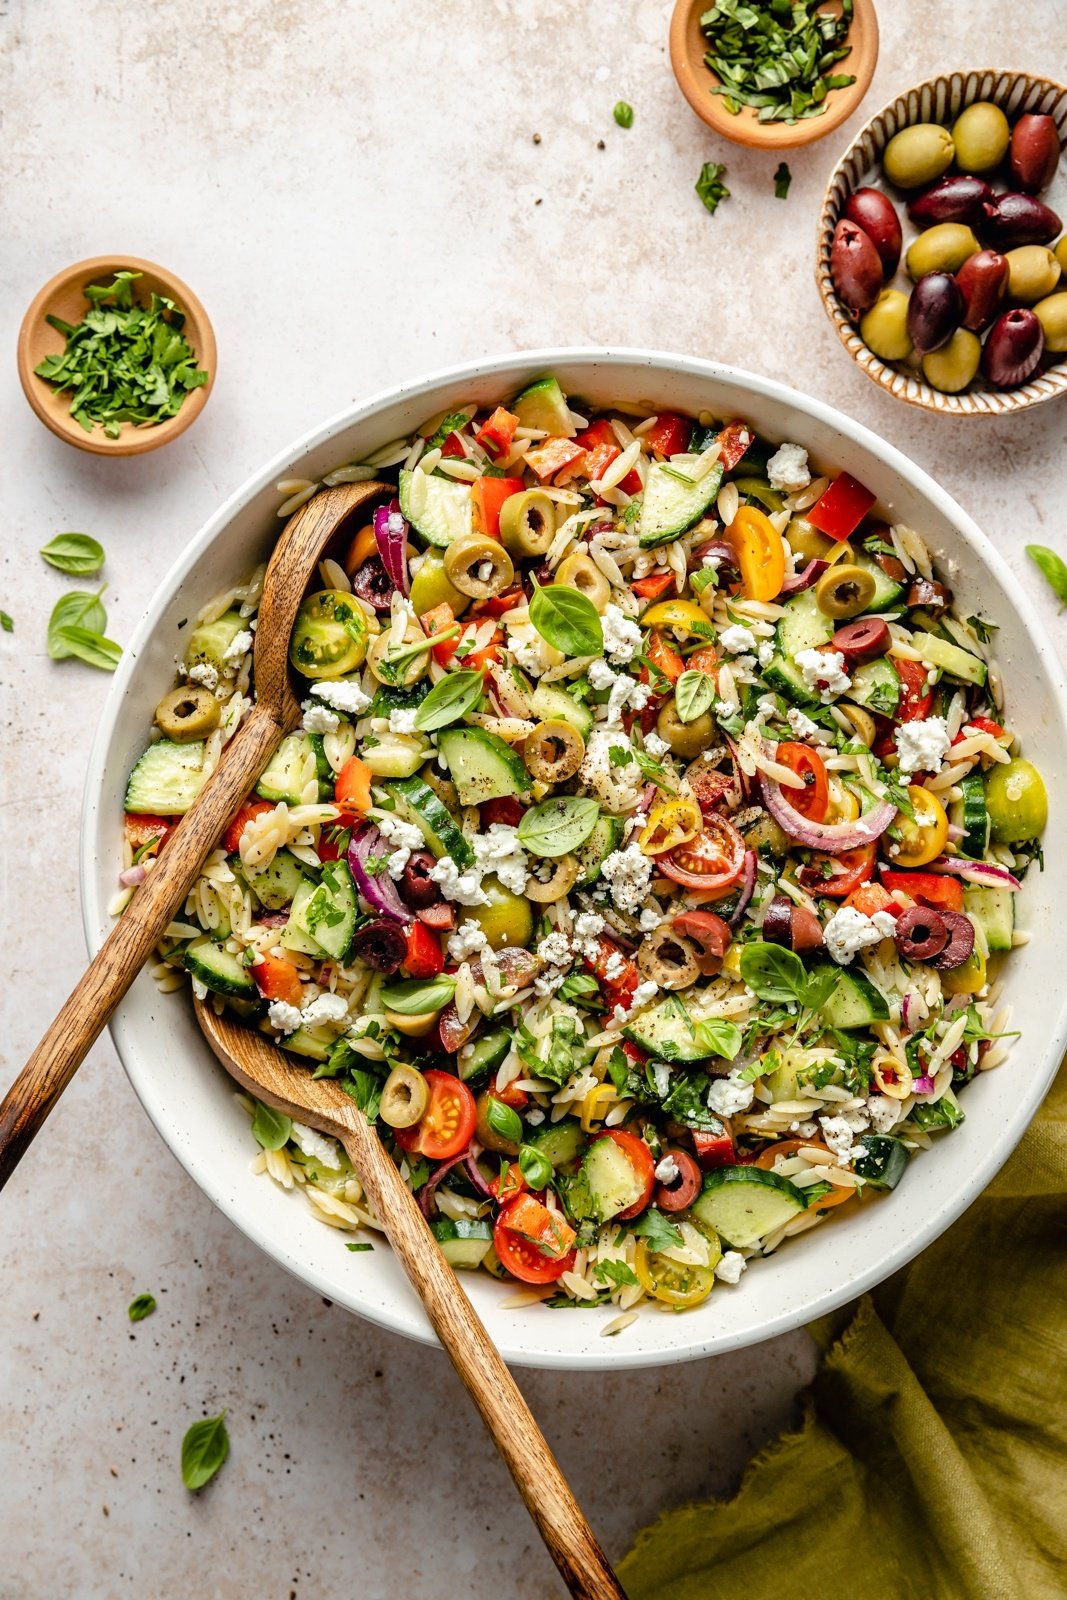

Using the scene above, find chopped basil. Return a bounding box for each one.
[774,161,792,199]
[630,1208,683,1253]
[695,161,730,216]
[345,1241,374,1252]
[699,0,856,126]
[0,611,11,633]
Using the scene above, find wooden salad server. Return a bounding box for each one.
[0,478,628,1598]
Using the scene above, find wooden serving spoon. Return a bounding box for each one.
[196,1000,626,1600]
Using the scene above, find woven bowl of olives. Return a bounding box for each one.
[816,69,1067,415]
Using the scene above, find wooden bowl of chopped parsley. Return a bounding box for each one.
[17,255,215,455]
[670,0,878,150]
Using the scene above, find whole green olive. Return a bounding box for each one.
[554,552,611,612]
[656,699,715,759]
[815,564,877,619]
[883,123,955,190]
[409,550,469,618]
[985,758,1048,844]
[921,328,982,393]
[906,224,980,281]
[155,684,220,741]
[860,289,914,361]
[785,518,835,564]
[459,874,534,950]
[1033,292,1067,353]
[1004,245,1062,304]
[951,101,1011,173]
[498,490,556,558]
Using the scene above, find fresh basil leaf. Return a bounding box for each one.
[674,668,716,724]
[517,796,600,859]
[47,587,107,659]
[528,580,603,658]
[0,611,11,633]
[486,1096,523,1145]
[1026,544,1067,609]
[251,1101,292,1151]
[54,625,122,671]
[181,1411,230,1491]
[593,1259,639,1288]
[40,532,105,574]
[344,1068,383,1120]
[558,972,599,1002]
[692,1018,743,1061]
[518,1144,554,1190]
[377,975,457,1015]
[773,161,792,199]
[739,940,806,1003]
[695,160,730,215]
[413,669,484,732]
[631,1207,683,1252]
[127,1293,157,1322]
[801,968,840,1011]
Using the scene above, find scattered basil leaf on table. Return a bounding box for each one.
[128,1293,157,1322]
[378,975,457,1015]
[774,161,792,199]
[486,1097,523,1146]
[47,588,107,659]
[39,533,105,574]
[528,581,603,657]
[517,796,600,858]
[1026,544,1067,609]
[0,611,12,633]
[54,625,122,671]
[414,669,484,732]
[674,668,716,724]
[695,161,730,216]
[251,1100,292,1151]
[631,1208,683,1252]
[613,101,634,128]
[181,1410,229,1491]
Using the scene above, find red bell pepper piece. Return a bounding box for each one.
[562,418,620,485]
[716,420,754,472]
[692,1126,736,1169]
[807,472,877,541]
[632,570,676,601]
[474,407,519,459]
[583,937,639,1011]
[953,715,1005,743]
[421,603,459,666]
[123,812,174,854]
[440,431,466,458]
[472,475,524,540]
[641,630,684,690]
[470,586,524,619]
[645,412,693,458]
[524,437,585,483]
[254,950,303,1009]
[403,921,444,979]
[880,870,964,913]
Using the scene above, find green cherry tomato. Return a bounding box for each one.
[289,589,369,680]
[458,874,534,951]
[985,758,1048,844]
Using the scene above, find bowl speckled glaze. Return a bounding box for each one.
[81,350,1067,1369]
[817,70,1067,415]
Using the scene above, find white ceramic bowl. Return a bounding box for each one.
[81,349,1067,1370]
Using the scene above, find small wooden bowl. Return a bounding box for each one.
[669,0,878,150]
[816,69,1067,416]
[17,255,216,456]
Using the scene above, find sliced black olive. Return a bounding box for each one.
[932,910,976,970]
[832,617,891,663]
[907,577,953,613]
[400,850,440,910]
[349,555,395,613]
[894,905,947,961]
[349,917,408,972]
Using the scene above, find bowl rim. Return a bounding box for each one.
[815,67,1067,415]
[16,253,216,456]
[80,346,1067,1368]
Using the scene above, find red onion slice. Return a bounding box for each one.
[418,1148,472,1218]
[463,1145,495,1199]
[348,822,414,924]
[928,856,1022,891]
[373,500,410,596]
[118,864,146,887]
[779,559,828,595]
[758,769,897,855]
[727,850,757,927]
[913,1074,935,1095]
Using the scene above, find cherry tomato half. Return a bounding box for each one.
[728,505,785,602]
[597,1128,656,1221]
[492,1195,576,1285]
[895,657,934,722]
[775,742,829,822]
[798,844,876,899]
[659,813,746,894]
[393,1070,476,1161]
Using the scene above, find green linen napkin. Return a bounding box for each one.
[619,1063,1067,1600]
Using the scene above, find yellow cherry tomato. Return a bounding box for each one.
[940,943,988,997]
[638,797,702,857]
[633,1237,717,1308]
[639,598,710,636]
[580,1083,616,1132]
[824,780,861,824]
[728,505,786,602]
[893,784,949,868]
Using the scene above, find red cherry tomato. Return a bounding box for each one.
[880,869,964,913]
[644,412,693,458]
[895,657,935,721]
[493,1195,576,1284]
[402,921,444,979]
[716,419,753,472]
[597,1128,656,1221]
[393,1070,476,1161]
[775,742,829,822]
[583,937,639,1012]
[480,796,525,829]
[692,1127,736,1169]
[655,1148,702,1212]
[123,812,174,853]
[798,844,876,899]
[659,813,746,894]
[670,911,732,976]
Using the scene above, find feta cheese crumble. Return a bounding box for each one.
[373,811,425,880]
[643,731,670,759]
[311,678,372,715]
[823,906,897,965]
[719,623,758,655]
[289,1121,343,1168]
[795,647,851,702]
[896,716,950,776]
[588,658,617,691]
[300,993,349,1028]
[766,442,811,493]
[388,706,419,735]
[187,661,218,691]
[223,629,253,663]
[448,923,490,962]
[601,844,654,913]
[601,603,642,664]
[537,931,573,968]
[786,706,822,741]
[302,701,340,735]
[707,1070,755,1117]
[819,1114,864,1166]
[267,1000,302,1035]
[654,1153,679,1184]
[714,1250,747,1285]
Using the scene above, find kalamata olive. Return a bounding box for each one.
[894,905,947,962]
[955,249,1009,331]
[1004,245,1062,304]
[951,101,1010,174]
[860,289,913,362]
[1034,291,1067,353]
[1010,113,1062,195]
[655,1149,702,1213]
[400,850,440,910]
[906,223,980,281]
[843,187,903,276]
[907,272,964,355]
[932,910,976,970]
[883,123,955,190]
[349,554,395,613]
[761,895,794,948]
[832,616,890,661]
[831,218,884,320]
[907,577,952,612]
[906,175,995,229]
[922,329,982,394]
[671,911,732,977]
[981,308,1045,388]
[789,906,824,953]
[981,192,1062,248]
[349,917,408,973]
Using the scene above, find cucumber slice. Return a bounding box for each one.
[776,589,834,657]
[952,774,990,859]
[294,860,360,963]
[389,775,474,866]
[243,850,306,912]
[761,653,817,706]
[185,937,256,998]
[510,375,575,438]
[853,550,905,612]
[622,994,708,1064]
[458,1027,511,1085]
[579,1134,646,1222]
[817,965,890,1029]
[525,1117,587,1169]
[638,459,723,548]
[853,1134,908,1190]
[911,630,987,688]
[529,682,593,739]
[437,726,528,806]
[691,1166,806,1248]
[398,469,473,548]
[963,885,1014,952]
[574,814,625,888]
[284,1026,333,1064]
[125,739,208,816]
[185,610,246,675]
[362,733,431,780]
[848,658,901,717]
[280,877,327,957]
[255,732,320,805]
[430,1217,494,1270]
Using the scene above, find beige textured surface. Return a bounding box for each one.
[1,2,1065,1596]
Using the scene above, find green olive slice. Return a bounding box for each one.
[525,853,580,904]
[443,535,514,599]
[554,553,611,612]
[815,564,877,620]
[499,490,556,558]
[379,1064,430,1127]
[523,719,586,782]
[637,925,701,990]
[155,684,221,742]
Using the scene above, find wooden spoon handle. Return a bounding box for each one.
[338,1115,628,1600]
[0,702,284,1188]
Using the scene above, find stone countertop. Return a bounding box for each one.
[1,2,1064,1595]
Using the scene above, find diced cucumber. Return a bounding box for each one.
[816,965,890,1028]
[853,1134,909,1190]
[963,885,1014,952]
[580,1134,646,1222]
[622,994,708,1064]
[510,375,575,438]
[185,609,247,675]
[243,849,306,912]
[848,657,901,717]
[185,937,256,998]
[853,550,905,612]
[291,860,360,963]
[761,654,817,706]
[398,469,473,548]
[574,814,625,887]
[638,459,723,548]
[458,1027,511,1085]
[389,775,474,866]
[691,1166,806,1248]
[280,877,327,957]
[284,1026,333,1064]
[437,726,528,806]
[911,630,987,688]
[952,774,990,860]
[125,739,208,816]
[362,733,431,780]
[430,1217,494,1270]
[529,682,593,739]
[776,588,834,657]
[256,733,320,805]
[525,1117,587,1169]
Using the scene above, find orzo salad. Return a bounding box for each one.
[119,375,1046,1322]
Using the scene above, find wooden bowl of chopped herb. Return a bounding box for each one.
[16,255,215,456]
[670,0,878,150]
